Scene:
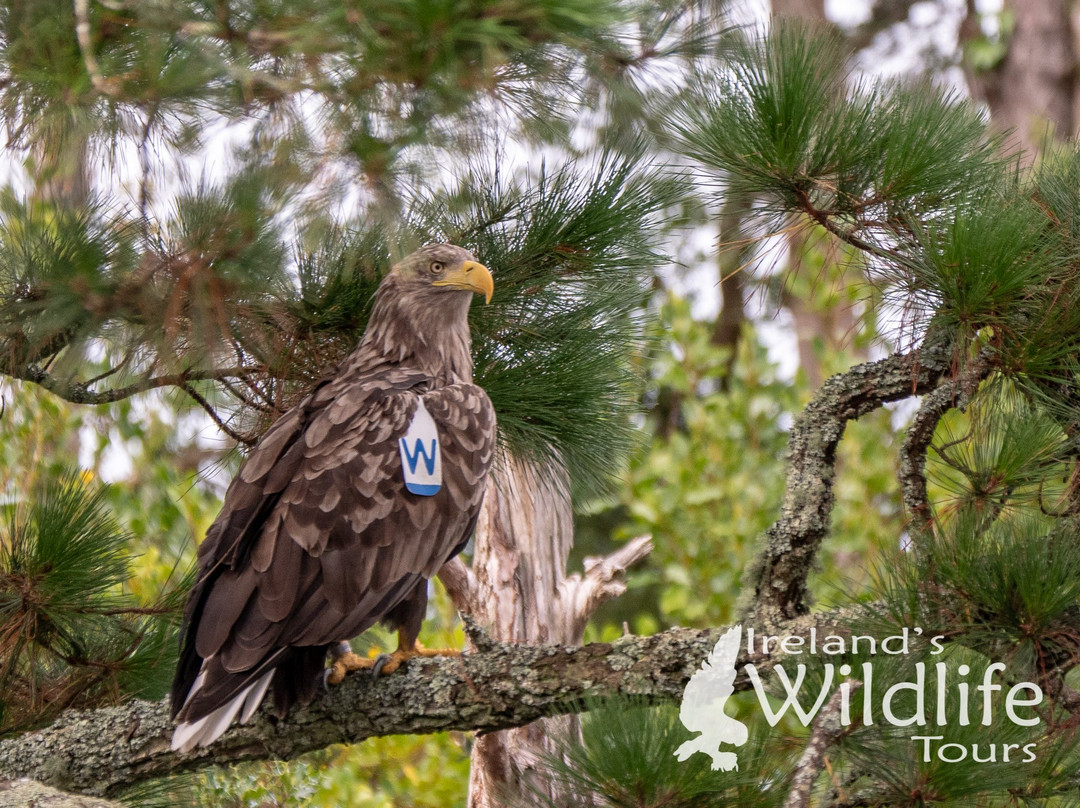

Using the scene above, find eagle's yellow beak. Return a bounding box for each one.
[433,260,493,304]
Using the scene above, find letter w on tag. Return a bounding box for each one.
[399,398,442,496]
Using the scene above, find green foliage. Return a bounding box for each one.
[674,23,1080,415]
[902,193,1059,346]
[0,0,629,196]
[191,734,471,808]
[609,299,797,627]
[293,224,388,338]
[593,293,903,633]
[847,376,1080,804]
[0,191,138,367]
[0,469,185,735]
[675,23,857,198]
[878,379,1080,670]
[0,378,217,737]
[673,21,1002,223]
[925,379,1069,528]
[508,698,788,808]
[836,653,1068,806]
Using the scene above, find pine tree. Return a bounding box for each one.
[6,7,1080,808]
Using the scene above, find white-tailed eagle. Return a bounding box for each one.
[170,244,496,751]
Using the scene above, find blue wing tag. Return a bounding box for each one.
[399,398,442,496]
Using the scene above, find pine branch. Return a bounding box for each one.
[0,611,858,798]
[737,334,957,622]
[9,365,259,405]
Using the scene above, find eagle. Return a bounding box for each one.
[170,244,497,752]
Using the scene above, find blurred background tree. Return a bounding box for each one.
[4,0,1080,806]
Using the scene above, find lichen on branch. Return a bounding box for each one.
[0,614,850,798]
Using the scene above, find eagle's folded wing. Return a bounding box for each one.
[172,371,495,726]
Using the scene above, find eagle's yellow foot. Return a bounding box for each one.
[325,641,374,686]
[372,642,462,678]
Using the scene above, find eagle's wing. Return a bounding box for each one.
[171,366,495,729]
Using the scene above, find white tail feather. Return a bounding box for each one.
[172,668,274,753]
[240,670,274,724]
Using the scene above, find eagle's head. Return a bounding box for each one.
[390,243,493,307]
[362,243,494,380]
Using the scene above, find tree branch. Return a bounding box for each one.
[783,681,861,808]
[74,0,121,98]
[897,358,988,534]
[0,612,856,798]
[845,0,924,52]
[0,779,127,808]
[897,381,956,533]
[561,534,654,638]
[180,382,256,445]
[737,335,956,622]
[10,365,259,405]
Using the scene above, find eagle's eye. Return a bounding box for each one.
[430,261,445,275]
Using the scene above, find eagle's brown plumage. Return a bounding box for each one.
[170,244,496,751]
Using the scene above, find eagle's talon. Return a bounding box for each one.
[325,651,371,685]
[372,653,393,679]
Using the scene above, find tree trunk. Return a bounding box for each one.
[33,118,91,208]
[962,0,1078,160]
[440,454,652,807]
[711,190,753,390]
[770,0,824,22]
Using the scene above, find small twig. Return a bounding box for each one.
[792,188,911,269]
[181,382,256,445]
[438,557,478,613]
[218,375,275,413]
[1038,475,1071,518]
[137,103,157,238]
[930,425,976,457]
[783,681,863,808]
[69,604,180,618]
[459,612,498,653]
[81,351,136,387]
